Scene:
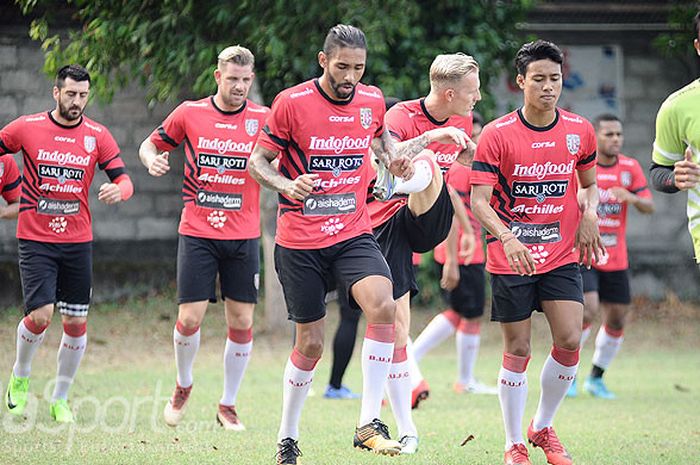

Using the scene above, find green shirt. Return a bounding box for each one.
[652,78,700,262]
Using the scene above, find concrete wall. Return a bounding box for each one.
[1,25,698,306]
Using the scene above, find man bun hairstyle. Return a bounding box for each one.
[323,24,367,57]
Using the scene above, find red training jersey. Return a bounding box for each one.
[594,154,651,271]
[150,97,269,239]
[433,162,485,266]
[368,98,473,228]
[257,79,386,249]
[0,154,21,204]
[0,112,128,243]
[471,108,597,275]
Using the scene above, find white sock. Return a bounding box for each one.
[13,317,48,378]
[456,331,480,385]
[174,321,200,388]
[220,327,253,406]
[395,159,433,194]
[412,309,459,361]
[386,346,417,437]
[278,349,318,441]
[406,339,424,390]
[498,354,529,449]
[580,324,592,347]
[592,326,624,370]
[52,323,87,401]
[359,324,395,426]
[532,346,579,431]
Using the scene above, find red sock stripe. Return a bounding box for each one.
[603,325,624,338]
[365,323,395,343]
[582,322,592,330]
[502,352,530,373]
[457,319,481,334]
[442,309,461,328]
[176,320,200,337]
[551,345,580,367]
[227,327,253,343]
[290,348,319,371]
[392,345,407,363]
[63,321,87,337]
[23,316,48,335]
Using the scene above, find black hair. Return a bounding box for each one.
[514,40,563,76]
[592,113,621,131]
[323,24,367,57]
[55,64,91,88]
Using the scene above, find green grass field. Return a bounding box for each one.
[0,293,698,465]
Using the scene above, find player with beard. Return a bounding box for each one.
[139,46,269,431]
[249,24,416,464]
[471,40,604,465]
[2,64,133,422]
[567,114,654,399]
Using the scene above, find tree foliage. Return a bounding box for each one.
[18,0,534,118]
[653,2,699,77]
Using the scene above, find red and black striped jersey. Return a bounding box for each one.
[0,111,129,243]
[0,154,21,204]
[367,98,473,229]
[256,79,385,249]
[471,108,597,275]
[150,97,269,239]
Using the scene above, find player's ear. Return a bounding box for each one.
[52,86,60,101]
[516,74,526,90]
[214,68,222,86]
[694,38,700,56]
[318,51,328,69]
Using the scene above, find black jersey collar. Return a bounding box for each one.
[47,111,83,129]
[314,79,355,106]
[211,96,247,115]
[517,108,559,132]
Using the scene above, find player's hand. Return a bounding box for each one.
[673,147,700,191]
[575,209,605,268]
[458,233,476,264]
[426,127,468,149]
[389,154,414,180]
[148,152,170,177]
[285,173,319,201]
[608,187,634,204]
[440,260,460,291]
[456,139,477,166]
[501,232,536,276]
[98,182,123,205]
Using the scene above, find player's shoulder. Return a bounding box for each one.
[81,115,110,135]
[245,99,270,116]
[277,80,317,102]
[10,111,48,127]
[354,83,384,104]
[176,97,212,113]
[482,110,518,136]
[660,79,700,112]
[617,153,641,167]
[558,108,594,131]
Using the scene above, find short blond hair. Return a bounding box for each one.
[429,53,479,89]
[217,45,255,69]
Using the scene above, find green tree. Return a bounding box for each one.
[18,0,534,119]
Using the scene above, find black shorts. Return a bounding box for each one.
[490,263,583,323]
[580,267,631,305]
[18,239,92,316]
[274,234,392,324]
[373,183,454,300]
[177,235,259,305]
[436,262,486,319]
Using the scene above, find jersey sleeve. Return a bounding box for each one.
[150,103,188,152]
[97,128,128,182]
[629,158,652,199]
[374,98,387,139]
[0,117,25,155]
[257,92,294,153]
[384,106,413,142]
[652,100,683,166]
[576,121,597,170]
[470,124,501,186]
[0,155,21,203]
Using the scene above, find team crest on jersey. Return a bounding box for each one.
[0,162,4,178]
[621,171,632,187]
[83,136,96,153]
[245,119,259,136]
[566,134,580,155]
[360,108,372,129]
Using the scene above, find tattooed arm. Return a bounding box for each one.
[371,129,414,179]
[393,127,469,160]
[249,144,318,200]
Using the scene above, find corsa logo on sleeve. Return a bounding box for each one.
[510,221,562,244]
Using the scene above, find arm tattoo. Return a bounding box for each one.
[371,130,397,167]
[395,133,430,160]
[249,147,290,193]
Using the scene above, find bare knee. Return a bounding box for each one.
[177,302,207,329]
[555,333,581,351]
[296,336,324,360]
[28,305,53,328]
[604,304,627,331]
